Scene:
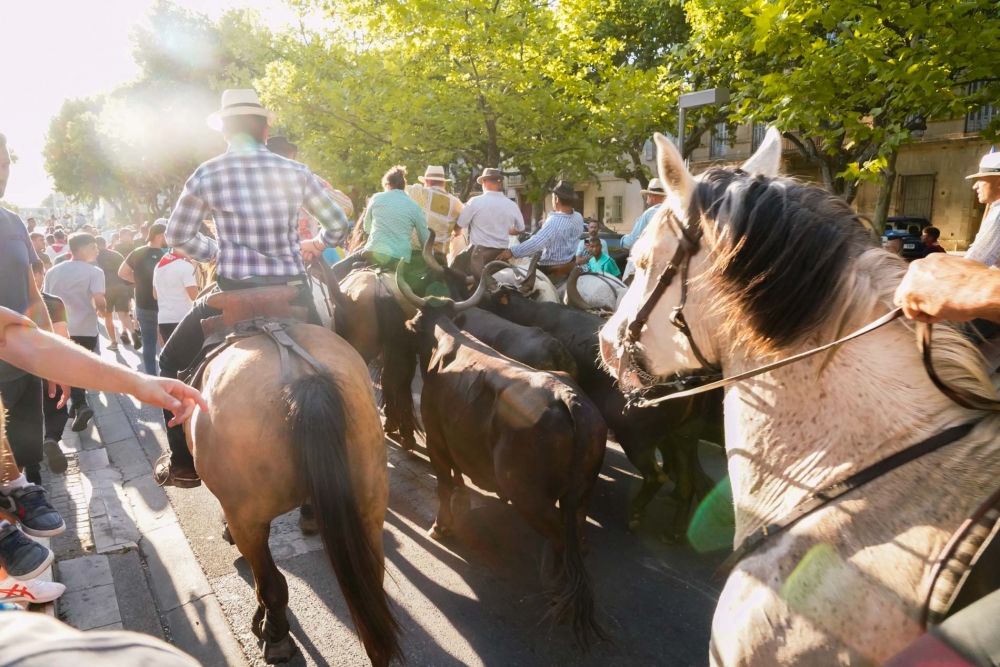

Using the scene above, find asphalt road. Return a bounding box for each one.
[127,403,729,666]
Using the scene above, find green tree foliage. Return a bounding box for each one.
[259,0,611,206]
[44,1,272,223]
[688,0,1000,227]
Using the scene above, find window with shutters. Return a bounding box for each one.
[612,196,624,224]
[899,174,935,221]
[967,82,998,133]
[752,123,767,152]
[710,123,728,158]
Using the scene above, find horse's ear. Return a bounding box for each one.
[741,126,782,177]
[654,132,694,219]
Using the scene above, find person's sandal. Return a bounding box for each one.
[153,453,201,489]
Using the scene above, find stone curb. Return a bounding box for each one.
[45,388,245,665]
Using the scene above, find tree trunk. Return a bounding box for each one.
[461,169,477,202]
[531,200,545,233]
[627,148,650,190]
[872,148,899,235]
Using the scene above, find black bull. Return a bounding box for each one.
[452,308,579,379]
[482,284,721,542]
[397,267,608,644]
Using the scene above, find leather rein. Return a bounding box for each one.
[621,217,1000,580]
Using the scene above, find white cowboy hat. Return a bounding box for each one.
[966,152,1000,179]
[640,178,667,196]
[207,89,276,131]
[417,166,451,183]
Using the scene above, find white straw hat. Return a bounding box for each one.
[418,166,451,183]
[207,89,276,131]
[640,178,667,196]
[966,152,1000,179]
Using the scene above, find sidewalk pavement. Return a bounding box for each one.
[41,345,246,666]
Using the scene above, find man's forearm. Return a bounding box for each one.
[1,324,144,396]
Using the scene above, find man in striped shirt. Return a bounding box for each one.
[497,180,583,274]
[155,89,350,488]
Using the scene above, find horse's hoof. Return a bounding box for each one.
[222,523,234,545]
[451,491,472,516]
[428,524,453,540]
[298,514,319,536]
[261,635,298,664]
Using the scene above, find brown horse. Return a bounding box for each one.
[317,263,421,450]
[187,321,401,665]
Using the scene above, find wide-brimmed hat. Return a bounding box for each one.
[418,166,451,183]
[207,89,276,131]
[967,152,1000,179]
[549,180,580,202]
[266,136,298,157]
[640,178,667,196]
[477,168,504,184]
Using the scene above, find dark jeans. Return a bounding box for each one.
[159,275,321,468]
[330,249,365,282]
[136,307,159,376]
[43,385,69,443]
[69,336,98,409]
[0,374,43,469]
[158,323,178,344]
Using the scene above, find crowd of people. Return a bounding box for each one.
[2,86,1000,662]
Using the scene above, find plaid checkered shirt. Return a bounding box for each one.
[165,143,349,279]
[510,210,584,266]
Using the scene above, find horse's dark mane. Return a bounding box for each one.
[692,168,876,353]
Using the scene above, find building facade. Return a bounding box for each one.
[558,107,998,251]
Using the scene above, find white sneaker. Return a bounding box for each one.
[0,575,65,604]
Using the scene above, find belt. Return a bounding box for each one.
[217,274,307,290]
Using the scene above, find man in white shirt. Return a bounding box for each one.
[42,233,106,431]
[151,250,198,342]
[965,152,1000,268]
[455,168,524,272]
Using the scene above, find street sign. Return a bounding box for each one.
[678,88,730,110]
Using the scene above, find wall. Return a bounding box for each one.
[853,136,992,250]
[527,119,996,246]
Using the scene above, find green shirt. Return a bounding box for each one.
[363,189,429,262]
[587,254,621,277]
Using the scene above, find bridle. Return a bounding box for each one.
[618,210,722,402]
[616,208,1000,413]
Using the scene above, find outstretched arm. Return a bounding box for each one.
[894,253,1000,323]
[0,308,207,425]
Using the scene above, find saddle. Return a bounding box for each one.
[181,286,323,389]
[539,258,577,284]
[201,286,308,342]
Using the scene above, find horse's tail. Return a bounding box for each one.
[374,290,420,440]
[286,374,402,665]
[548,396,607,648]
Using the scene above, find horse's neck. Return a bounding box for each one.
[723,319,972,544]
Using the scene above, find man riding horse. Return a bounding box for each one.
[154,89,351,488]
[496,180,583,283]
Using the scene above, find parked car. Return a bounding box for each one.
[882,229,925,260]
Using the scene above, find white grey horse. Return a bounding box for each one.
[600,128,1000,666]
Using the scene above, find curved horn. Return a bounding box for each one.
[518,251,540,294]
[453,266,489,313]
[565,266,591,311]
[483,260,512,292]
[394,259,427,308]
[422,229,445,276]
